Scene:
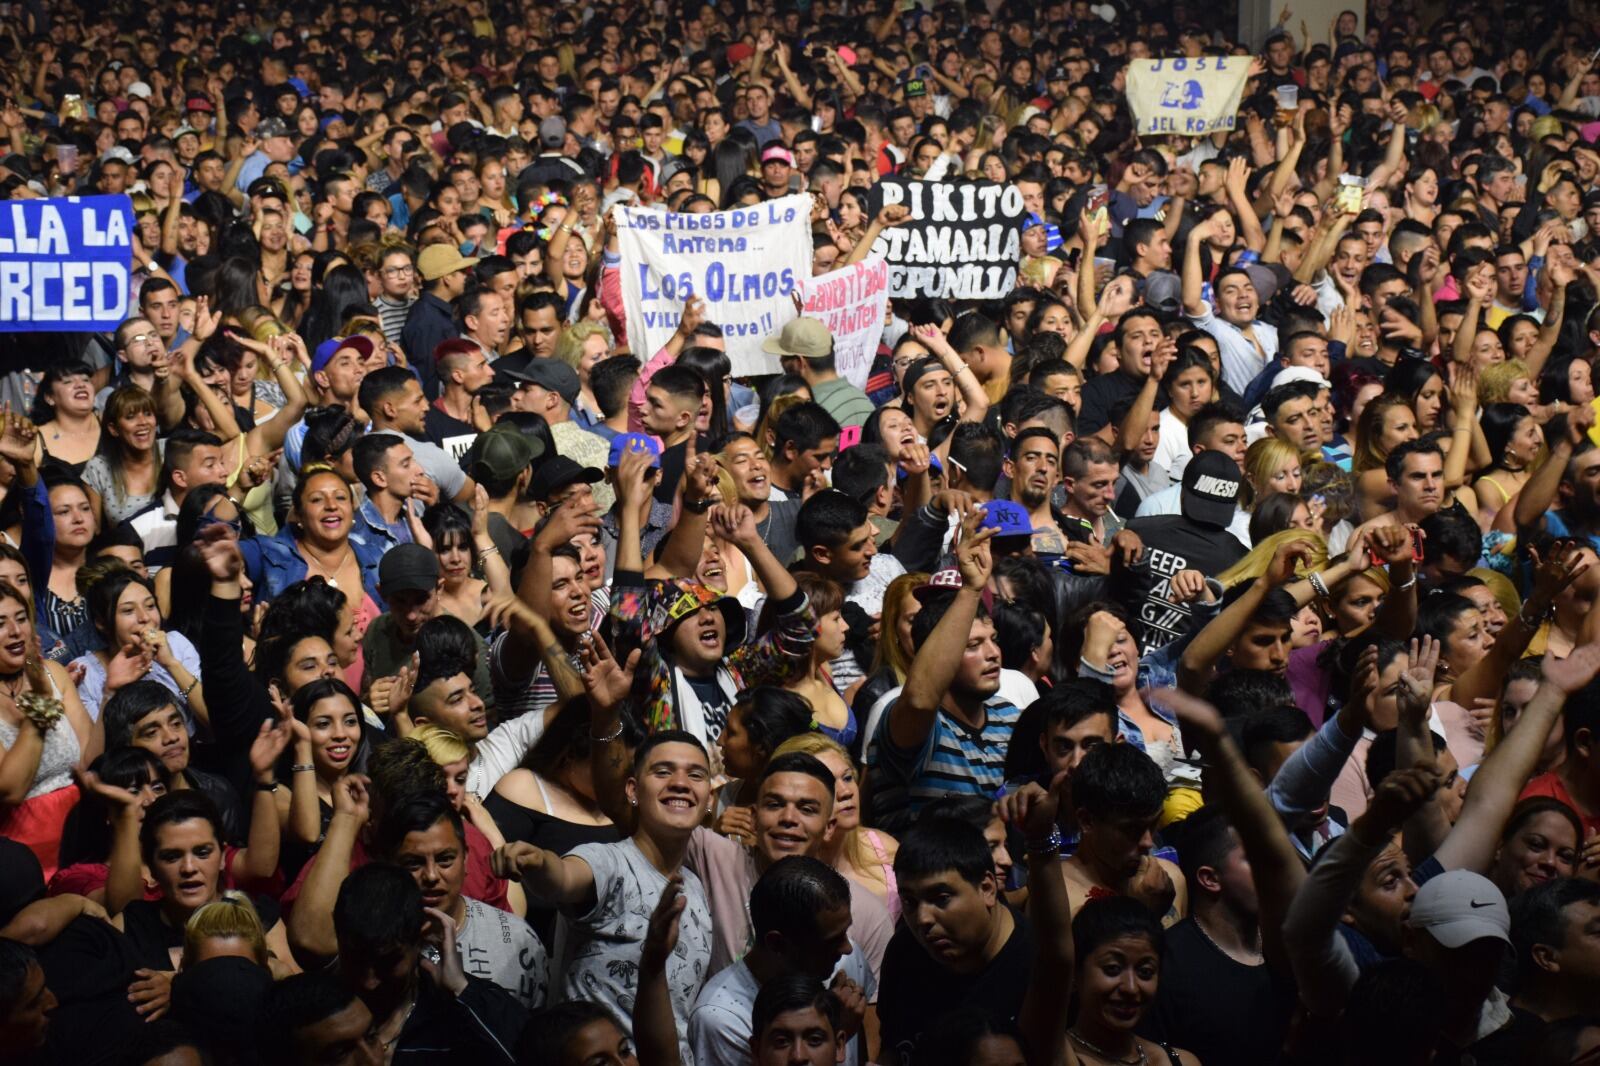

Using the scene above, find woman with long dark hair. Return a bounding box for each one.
[27,361,101,475]
[297,264,371,352]
[1474,402,1543,528]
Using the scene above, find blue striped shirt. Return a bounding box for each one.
[866,696,1022,836]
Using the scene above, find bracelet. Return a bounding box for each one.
[1394,573,1417,590]
[478,544,500,559]
[17,692,63,733]
[590,720,624,743]
[255,780,280,793]
[1024,825,1063,858]
[1519,602,1552,629]
[182,676,200,698]
[290,764,316,774]
[1307,570,1330,599]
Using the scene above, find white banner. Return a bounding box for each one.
[795,257,889,391]
[615,195,812,377]
[1126,57,1253,137]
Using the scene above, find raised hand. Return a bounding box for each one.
[331,774,371,826]
[1366,766,1442,832]
[1146,687,1226,741]
[1396,636,1440,725]
[640,874,687,974]
[1264,537,1314,587]
[104,642,153,693]
[577,632,641,710]
[0,404,38,468]
[706,502,758,546]
[195,523,245,582]
[954,507,996,588]
[1166,569,1208,604]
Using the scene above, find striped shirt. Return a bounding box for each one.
[866,695,1022,836]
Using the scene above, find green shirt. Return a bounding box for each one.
[808,376,876,430]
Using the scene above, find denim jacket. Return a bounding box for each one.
[240,527,388,610]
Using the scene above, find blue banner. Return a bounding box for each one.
[0,194,133,332]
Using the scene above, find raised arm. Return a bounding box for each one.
[1452,545,1586,709]
[1157,689,1306,976]
[287,775,368,964]
[1435,642,1600,873]
[79,769,146,917]
[1440,363,1478,491]
[231,716,291,883]
[1518,405,1589,529]
[1064,278,1133,370]
[1452,264,1494,366]
[1224,158,1267,252]
[1178,539,1312,694]
[1280,766,1440,1017]
[577,632,642,831]
[912,323,989,426]
[1181,217,1217,317]
[489,840,598,909]
[636,875,687,1066]
[843,203,910,267]
[1393,638,1451,865]
[998,775,1073,1066]
[889,511,995,750]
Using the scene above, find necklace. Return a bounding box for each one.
[1191,913,1262,962]
[1068,1030,1145,1066]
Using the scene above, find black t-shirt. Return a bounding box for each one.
[878,908,1035,1066]
[425,405,478,461]
[1114,513,1246,656]
[36,916,145,1066]
[120,894,282,972]
[1141,917,1297,1066]
[1077,369,1144,437]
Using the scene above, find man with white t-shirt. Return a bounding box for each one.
[690,856,874,1066]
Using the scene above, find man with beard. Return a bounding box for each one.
[1004,427,1068,557]
[425,339,493,458]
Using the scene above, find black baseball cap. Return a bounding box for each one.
[1180,452,1243,528]
[378,543,440,595]
[527,455,603,501]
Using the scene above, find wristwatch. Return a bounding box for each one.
[684,497,717,514]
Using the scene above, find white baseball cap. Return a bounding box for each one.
[1408,870,1510,949]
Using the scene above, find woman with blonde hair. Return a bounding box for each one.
[771,731,900,919]
[1242,437,1304,507]
[852,571,930,725]
[552,321,612,428]
[181,891,270,971]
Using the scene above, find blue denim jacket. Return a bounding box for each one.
[240,527,388,610]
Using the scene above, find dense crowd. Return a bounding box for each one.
[8,0,1600,1064]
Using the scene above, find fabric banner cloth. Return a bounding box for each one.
[795,256,889,391]
[1125,57,1253,137]
[0,194,133,332]
[867,178,1026,301]
[614,194,812,377]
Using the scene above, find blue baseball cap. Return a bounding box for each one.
[607,432,662,469]
[979,500,1035,538]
